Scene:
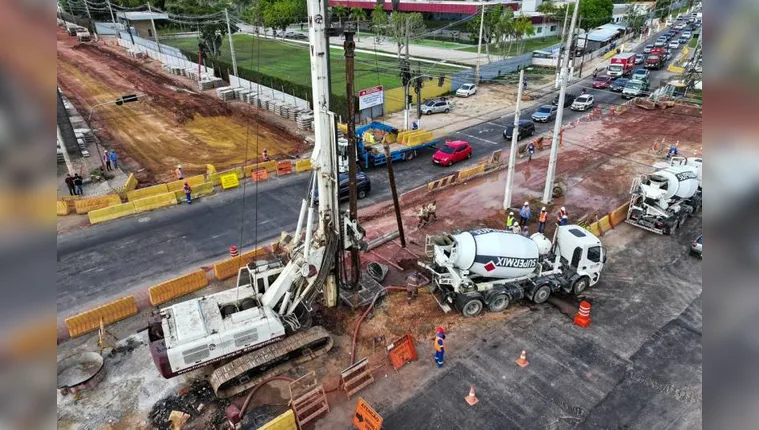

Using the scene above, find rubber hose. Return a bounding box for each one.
[349,287,406,366]
[239,375,296,418]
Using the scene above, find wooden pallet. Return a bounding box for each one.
[341,358,375,398]
[289,371,329,428]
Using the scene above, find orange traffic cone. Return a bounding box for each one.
[464,385,479,406]
[515,350,529,368]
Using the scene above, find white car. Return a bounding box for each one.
[668,40,680,49]
[682,31,692,38]
[456,83,477,97]
[570,94,594,111]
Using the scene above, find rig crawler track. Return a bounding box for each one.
[209,326,333,398]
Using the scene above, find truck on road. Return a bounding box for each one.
[607,52,637,77]
[351,122,440,169]
[625,157,702,235]
[418,226,606,317]
[645,54,664,70]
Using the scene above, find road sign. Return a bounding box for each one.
[353,397,382,430]
[358,85,384,111]
[220,172,239,189]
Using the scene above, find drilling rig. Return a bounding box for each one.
[147,0,366,398]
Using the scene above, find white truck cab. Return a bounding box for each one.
[554,226,606,286]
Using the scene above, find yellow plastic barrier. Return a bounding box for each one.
[166,175,205,192]
[597,215,612,234]
[124,173,138,192]
[602,50,617,60]
[456,164,485,182]
[57,200,70,216]
[586,222,602,237]
[244,160,277,176]
[668,64,685,73]
[127,183,170,202]
[213,246,268,281]
[74,194,122,214]
[132,192,177,213]
[88,201,136,224]
[65,295,138,338]
[208,167,244,186]
[207,164,217,175]
[149,270,209,306]
[609,203,630,227]
[173,181,215,203]
[295,159,312,173]
[259,409,296,430]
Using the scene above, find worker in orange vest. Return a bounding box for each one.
[556,206,567,225]
[538,207,548,233]
[175,165,184,180]
[434,326,445,368]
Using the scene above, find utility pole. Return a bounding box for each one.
[474,3,486,85]
[577,17,587,78]
[414,70,423,120]
[542,0,580,204]
[344,29,361,288]
[383,144,406,247]
[147,2,162,55]
[403,19,411,130]
[555,5,570,88]
[503,69,524,210]
[225,9,238,78]
[106,0,116,24]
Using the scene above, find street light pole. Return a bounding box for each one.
[555,5,570,88]
[542,0,580,204]
[474,3,486,85]
[503,69,524,210]
[225,9,239,78]
[147,2,163,55]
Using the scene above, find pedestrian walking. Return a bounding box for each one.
[519,202,531,226]
[109,151,119,169]
[510,222,521,234]
[506,211,515,228]
[64,174,75,196]
[175,165,184,180]
[434,326,446,368]
[73,174,84,196]
[527,142,535,161]
[103,152,112,171]
[538,207,548,233]
[556,206,568,225]
[183,181,192,204]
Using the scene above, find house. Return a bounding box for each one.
[115,11,168,38]
[612,2,653,26]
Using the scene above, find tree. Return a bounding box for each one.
[513,16,535,55]
[370,4,387,36]
[261,0,301,34]
[467,4,506,62]
[623,4,646,35]
[495,7,515,57]
[565,0,613,31]
[654,0,673,20]
[537,1,568,35]
[387,12,426,59]
[332,5,348,27]
[350,7,367,22]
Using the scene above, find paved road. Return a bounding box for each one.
[56,27,685,316]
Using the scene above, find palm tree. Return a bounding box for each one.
[350,7,367,41]
[514,16,535,55]
[332,5,348,27]
[496,8,515,57]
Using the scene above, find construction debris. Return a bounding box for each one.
[148,379,229,430]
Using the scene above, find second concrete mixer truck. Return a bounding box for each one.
[418,226,606,317]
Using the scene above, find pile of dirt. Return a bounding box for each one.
[149,379,229,430]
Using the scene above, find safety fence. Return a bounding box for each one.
[148,269,209,306]
[65,295,138,338]
[667,46,690,73]
[213,246,269,281]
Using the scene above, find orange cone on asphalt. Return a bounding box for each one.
[574,301,592,328]
[515,350,529,368]
[464,385,479,406]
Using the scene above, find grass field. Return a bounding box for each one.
[166,34,462,95]
[460,36,561,56]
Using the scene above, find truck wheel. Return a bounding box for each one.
[405,151,416,161]
[488,294,510,312]
[532,285,551,304]
[572,276,590,295]
[459,297,484,317]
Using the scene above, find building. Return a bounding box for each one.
[115,11,168,38]
[612,2,653,25]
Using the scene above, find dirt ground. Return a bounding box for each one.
[57,29,309,184]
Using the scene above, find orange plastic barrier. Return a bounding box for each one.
[387,334,418,370]
[277,160,293,176]
[251,169,269,182]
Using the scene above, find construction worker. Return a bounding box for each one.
[183,181,192,204]
[262,148,270,161]
[506,211,515,228]
[560,214,568,225]
[175,165,184,180]
[556,206,567,225]
[527,142,535,161]
[510,222,521,234]
[519,202,531,226]
[405,272,422,303]
[538,207,548,233]
[522,225,530,237]
[434,326,445,368]
[426,200,437,223]
[417,205,430,228]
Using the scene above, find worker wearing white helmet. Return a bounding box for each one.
[519,201,531,226]
[556,206,568,224]
[538,207,548,233]
[510,221,521,234]
[506,211,515,228]
[174,165,184,180]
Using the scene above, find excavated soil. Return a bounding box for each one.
[57,30,308,184]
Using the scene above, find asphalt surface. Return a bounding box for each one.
[56,26,687,316]
[382,217,702,429]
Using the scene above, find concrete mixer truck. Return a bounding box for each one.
[418,226,606,317]
[625,161,702,235]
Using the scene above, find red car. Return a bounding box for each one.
[592,76,614,89]
[432,140,472,166]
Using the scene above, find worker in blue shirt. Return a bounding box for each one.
[519,202,531,226]
[434,326,445,368]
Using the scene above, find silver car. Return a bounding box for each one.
[421,99,451,115]
[690,234,702,257]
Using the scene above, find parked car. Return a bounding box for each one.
[283,31,308,40]
[552,92,577,107]
[503,119,535,140]
[690,234,702,257]
[570,94,594,111]
[313,171,371,203]
[668,40,680,50]
[643,44,653,54]
[592,76,614,89]
[420,98,451,115]
[456,83,477,97]
[631,68,650,81]
[634,54,645,64]
[432,140,472,166]
[531,105,558,123]
[609,77,629,92]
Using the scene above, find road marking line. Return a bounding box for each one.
[456,132,499,145]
